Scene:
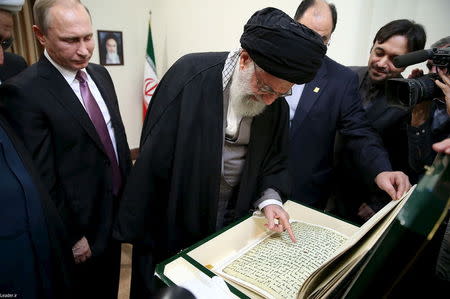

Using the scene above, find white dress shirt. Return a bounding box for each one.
[284,84,306,123]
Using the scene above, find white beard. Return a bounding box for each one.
[106,52,120,64]
[228,64,267,117]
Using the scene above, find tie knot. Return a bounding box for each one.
[76,70,88,83]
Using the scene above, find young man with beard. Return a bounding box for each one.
[287,0,411,212]
[114,7,326,298]
[334,19,426,222]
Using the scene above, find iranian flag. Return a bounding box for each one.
[142,18,158,119]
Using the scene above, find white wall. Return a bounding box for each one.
[83,0,449,147]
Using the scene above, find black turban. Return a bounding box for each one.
[240,7,327,84]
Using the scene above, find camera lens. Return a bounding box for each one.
[386,74,444,109]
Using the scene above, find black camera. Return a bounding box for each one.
[386,73,443,108]
[386,47,450,110]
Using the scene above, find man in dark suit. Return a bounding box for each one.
[0,0,131,298]
[0,6,27,83]
[287,0,410,210]
[335,19,426,222]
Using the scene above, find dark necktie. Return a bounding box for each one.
[76,70,122,195]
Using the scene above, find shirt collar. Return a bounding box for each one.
[222,48,241,90]
[44,49,88,84]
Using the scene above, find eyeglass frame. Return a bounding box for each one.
[252,63,292,98]
[0,37,13,50]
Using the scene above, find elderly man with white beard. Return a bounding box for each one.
[114,7,327,298]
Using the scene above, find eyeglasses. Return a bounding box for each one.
[253,63,292,98]
[0,37,13,50]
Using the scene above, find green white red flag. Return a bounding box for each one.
[142,17,158,119]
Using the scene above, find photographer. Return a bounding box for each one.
[408,36,450,174]
[404,37,450,287]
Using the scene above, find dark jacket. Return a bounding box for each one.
[0,52,27,82]
[0,56,132,254]
[114,52,290,255]
[332,66,415,222]
[288,57,391,209]
[0,114,74,298]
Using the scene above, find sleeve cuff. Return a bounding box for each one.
[258,199,283,211]
[253,188,282,210]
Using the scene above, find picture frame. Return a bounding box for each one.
[97,30,124,66]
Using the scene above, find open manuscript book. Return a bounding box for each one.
[156,154,449,298]
[212,186,416,299]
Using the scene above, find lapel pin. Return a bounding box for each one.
[313,87,320,93]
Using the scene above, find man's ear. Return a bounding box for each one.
[32,25,46,46]
[239,50,252,70]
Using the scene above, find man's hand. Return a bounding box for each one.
[409,68,431,127]
[433,138,450,154]
[435,68,450,115]
[375,171,411,200]
[407,68,424,79]
[72,236,92,264]
[262,204,296,243]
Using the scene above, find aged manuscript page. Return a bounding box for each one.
[220,222,348,299]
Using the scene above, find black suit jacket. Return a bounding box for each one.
[332,66,416,222]
[0,52,27,82]
[0,57,131,255]
[349,66,414,177]
[288,57,391,208]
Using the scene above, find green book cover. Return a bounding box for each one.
[342,153,450,298]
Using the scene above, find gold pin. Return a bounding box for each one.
[313,87,320,93]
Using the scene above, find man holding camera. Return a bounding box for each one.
[333,19,426,223]
[406,36,450,285]
[408,36,450,174]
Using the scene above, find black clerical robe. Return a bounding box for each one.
[114,52,290,257]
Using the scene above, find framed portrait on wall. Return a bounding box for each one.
[97,30,124,66]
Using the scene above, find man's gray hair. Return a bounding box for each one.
[33,0,90,33]
[431,36,450,48]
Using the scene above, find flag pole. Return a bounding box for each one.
[142,9,158,119]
